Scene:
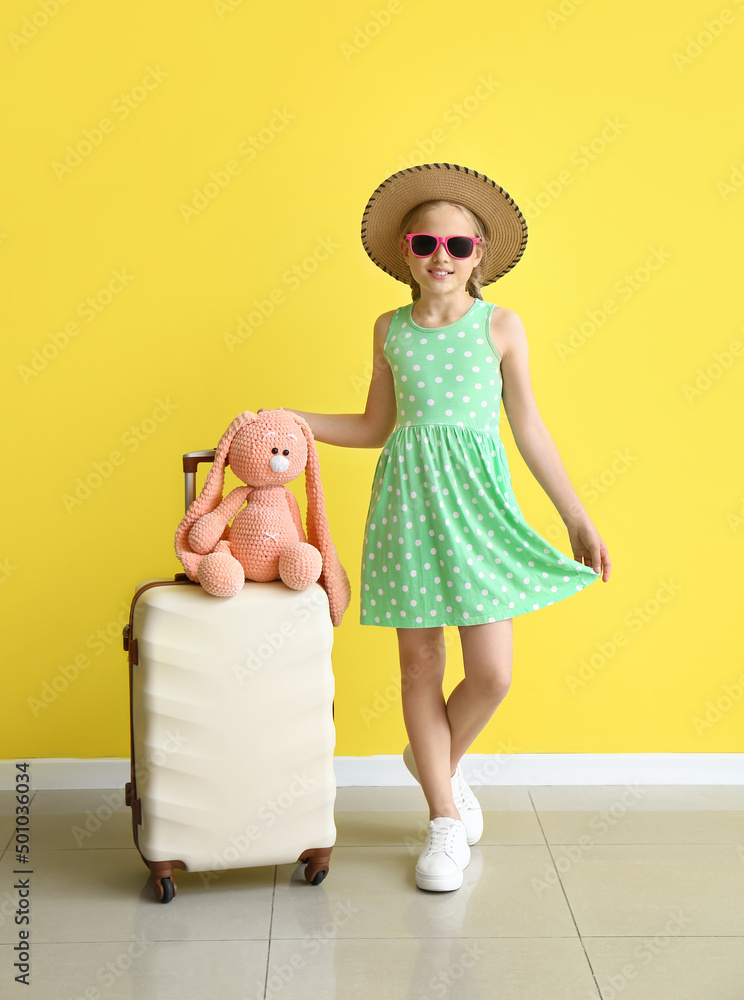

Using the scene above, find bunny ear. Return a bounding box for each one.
[174,411,256,579]
[294,416,351,627]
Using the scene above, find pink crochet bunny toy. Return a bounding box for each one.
[174,409,351,627]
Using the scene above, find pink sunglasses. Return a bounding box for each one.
[405,233,483,259]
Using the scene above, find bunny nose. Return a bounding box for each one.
[269,454,290,473]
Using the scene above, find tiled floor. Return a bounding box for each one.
[1,784,743,998]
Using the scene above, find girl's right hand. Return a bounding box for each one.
[567,515,612,582]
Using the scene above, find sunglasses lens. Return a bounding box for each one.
[446,237,475,258]
[410,235,438,257]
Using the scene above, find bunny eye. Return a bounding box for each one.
[271,447,279,454]
[282,449,289,456]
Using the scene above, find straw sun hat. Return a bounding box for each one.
[361,162,528,286]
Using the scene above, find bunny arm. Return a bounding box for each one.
[283,487,307,544]
[189,486,252,554]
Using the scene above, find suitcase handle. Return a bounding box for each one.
[183,449,221,511]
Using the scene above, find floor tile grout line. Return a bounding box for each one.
[528,790,605,1000]
[262,866,278,1000]
[0,934,740,947]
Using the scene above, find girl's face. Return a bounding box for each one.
[399,204,484,295]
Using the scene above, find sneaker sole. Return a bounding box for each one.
[415,867,464,892]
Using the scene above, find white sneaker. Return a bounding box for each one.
[451,765,484,846]
[415,817,470,892]
[403,744,483,846]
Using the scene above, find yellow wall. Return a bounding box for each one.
[3,0,742,758]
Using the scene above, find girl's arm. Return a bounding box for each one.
[284,311,398,448]
[494,308,611,581]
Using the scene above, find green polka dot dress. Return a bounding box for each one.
[359,298,599,628]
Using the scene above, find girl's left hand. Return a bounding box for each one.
[566,517,611,582]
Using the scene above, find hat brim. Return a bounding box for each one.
[361,162,528,286]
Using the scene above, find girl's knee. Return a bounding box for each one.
[470,665,512,701]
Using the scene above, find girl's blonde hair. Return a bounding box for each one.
[396,199,489,302]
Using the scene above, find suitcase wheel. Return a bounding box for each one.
[153,876,176,903]
[299,848,332,885]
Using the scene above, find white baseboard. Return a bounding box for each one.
[1,754,742,790]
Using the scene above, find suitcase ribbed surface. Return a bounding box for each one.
[130,581,336,873]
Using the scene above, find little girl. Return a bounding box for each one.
[287,162,611,892]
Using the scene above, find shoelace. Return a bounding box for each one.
[422,823,455,858]
[452,768,480,812]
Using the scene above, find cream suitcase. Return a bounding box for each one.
[123,454,337,903]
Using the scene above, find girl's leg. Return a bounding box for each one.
[446,619,513,771]
[396,626,459,822]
